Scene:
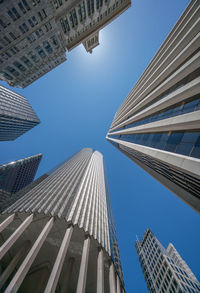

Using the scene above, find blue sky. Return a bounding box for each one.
[1,0,199,291]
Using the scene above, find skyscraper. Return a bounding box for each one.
[0,84,40,141]
[0,153,42,193]
[135,228,200,293]
[0,148,124,293]
[107,0,200,213]
[0,0,131,88]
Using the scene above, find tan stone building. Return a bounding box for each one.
[0,0,131,88]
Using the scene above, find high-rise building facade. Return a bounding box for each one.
[0,153,42,193]
[0,84,40,140]
[0,0,131,88]
[0,148,124,293]
[107,0,200,213]
[135,228,200,293]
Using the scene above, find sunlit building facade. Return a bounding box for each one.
[0,84,40,140]
[107,0,200,213]
[0,148,124,293]
[0,153,42,194]
[135,228,200,293]
[0,0,131,88]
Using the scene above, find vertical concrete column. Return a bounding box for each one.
[76,235,91,293]
[0,214,15,233]
[116,274,121,293]
[44,225,74,293]
[109,262,116,293]
[84,0,89,18]
[0,240,30,290]
[97,247,104,293]
[60,257,75,293]
[5,217,54,293]
[0,213,33,260]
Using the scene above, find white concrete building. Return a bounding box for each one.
[0,0,131,88]
[107,0,200,213]
[0,148,125,292]
[135,228,200,293]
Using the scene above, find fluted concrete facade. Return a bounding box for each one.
[135,228,200,293]
[0,148,124,292]
[107,0,200,213]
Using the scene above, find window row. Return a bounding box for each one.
[110,131,200,159]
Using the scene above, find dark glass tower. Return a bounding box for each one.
[107,1,200,213]
[135,228,200,293]
[0,84,40,141]
[0,148,124,293]
[0,154,42,193]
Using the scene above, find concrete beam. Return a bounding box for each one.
[44,225,73,293]
[97,247,104,293]
[76,235,91,293]
[0,214,33,261]
[109,262,116,293]
[4,217,54,293]
[0,214,15,233]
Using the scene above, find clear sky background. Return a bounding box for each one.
[1,0,199,292]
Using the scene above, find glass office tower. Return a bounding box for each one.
[135,228,200,293]
[0,85,40,141]
[107,0,200,213]
[0,154,42,193]
[0,148,124,293]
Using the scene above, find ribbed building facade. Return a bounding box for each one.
[0,0,131,88]
[135,228,200,293]
[0,153,42,194]
[0,148,124,293]
[107,0,200,213]
[0,84,40,140]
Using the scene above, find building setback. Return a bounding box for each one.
[0,0,131,88]
[0,153,42,193]
[107,0,200,213]
[135,228,200,293]
[0,148,124,292]
[0,84,40,141]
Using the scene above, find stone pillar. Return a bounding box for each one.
[97,247,104,293]
[116,274,121,293]
[0,240,30,290]
[109,262,116,293]
[0,213,33,260]
[44,225,74,293]
[4,217,54,293]
[0,214,15,233]
[60,257,75,293]
[76,235,90,293]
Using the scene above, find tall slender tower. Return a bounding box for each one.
[0,85,40,141]
[0,148,124,293]
[135,228,200,293]
[107,0,200,213]
[0,153,42,194]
